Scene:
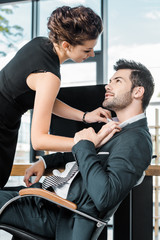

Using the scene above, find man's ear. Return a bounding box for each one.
[133,86,144,99]
[61,41,71,51]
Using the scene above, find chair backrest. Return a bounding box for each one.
[50,84,107,137]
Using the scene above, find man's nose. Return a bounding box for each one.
[105,84,111,91]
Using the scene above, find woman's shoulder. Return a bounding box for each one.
[16,36,54,60]
[23,36,51,49]
[31,36,50,43]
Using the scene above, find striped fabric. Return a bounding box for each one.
[42,162,78,190]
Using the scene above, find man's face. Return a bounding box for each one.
[103,69,133,111]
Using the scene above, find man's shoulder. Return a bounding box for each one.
[124,118,150,138]
[104,118,151,148]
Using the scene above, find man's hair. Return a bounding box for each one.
[114,59,155,110]
[48,6,103,46]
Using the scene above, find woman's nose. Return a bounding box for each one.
[89,49,95,57]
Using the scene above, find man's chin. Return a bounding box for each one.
[103,102,115,110]
[103,100,112,109]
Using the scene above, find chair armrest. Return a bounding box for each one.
[19,188,77,210]
[0,188,107,226]
[19,188,107,226]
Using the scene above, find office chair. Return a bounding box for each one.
[0,85,147,239]
[0,85,112,240]
[0,172,145,240]
[0,188,120,240]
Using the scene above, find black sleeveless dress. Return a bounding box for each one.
[0,37,60,188]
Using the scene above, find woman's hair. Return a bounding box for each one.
[47,5,103,46]
[114,59,155,111]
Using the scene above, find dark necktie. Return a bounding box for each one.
[42,162,78,190]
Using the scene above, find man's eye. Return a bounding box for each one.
[84,50,90,53]
[116,79,121,83]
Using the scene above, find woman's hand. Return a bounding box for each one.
[84,107,112,124]
[23,159,45,187]
[74,121,121,148]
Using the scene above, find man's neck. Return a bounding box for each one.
[118,112,145,128]
[115,106,144,124]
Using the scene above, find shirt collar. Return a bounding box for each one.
[119,112,146,128]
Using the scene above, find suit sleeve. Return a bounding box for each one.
[72,134,152,212]
[42,152,75,169]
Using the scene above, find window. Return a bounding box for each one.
[108,5,160,238]
[108,0,160,126]
[0,0,32,163]
[0,1,31,68]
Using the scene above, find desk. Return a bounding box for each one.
[11,164,32,176]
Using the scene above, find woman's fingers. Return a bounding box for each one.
[85,107,112,124]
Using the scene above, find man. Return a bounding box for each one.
[0,59,154,240]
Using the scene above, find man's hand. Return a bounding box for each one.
[74,121,121,148]
[96,121,121,147]
[23,159,45,187]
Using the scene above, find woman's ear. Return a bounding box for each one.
[61,41,71,51]
[133,86,145,99]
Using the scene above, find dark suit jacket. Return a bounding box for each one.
[43,118,152,240]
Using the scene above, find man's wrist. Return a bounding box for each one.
[39,156,47,169]
[72,140,96,156]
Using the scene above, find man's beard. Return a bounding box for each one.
[103,91,133,111]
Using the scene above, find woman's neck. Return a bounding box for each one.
[53,43,69,64]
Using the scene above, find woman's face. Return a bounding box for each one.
[67,39,98,63]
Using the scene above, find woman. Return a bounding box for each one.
[0,6,110,188]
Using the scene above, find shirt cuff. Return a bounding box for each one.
[39,156,47,169]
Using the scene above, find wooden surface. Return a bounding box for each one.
[19,188,77,210]
[11,163,32,176]
[11,164,160,177]
[145,165,160,176]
